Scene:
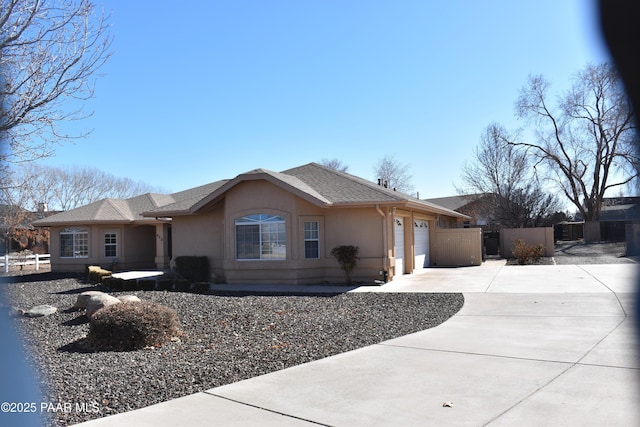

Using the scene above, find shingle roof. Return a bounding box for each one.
[34,163,468,225]
[33,181,227,226]
[423,194,480,211]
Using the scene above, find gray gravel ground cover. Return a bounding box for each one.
[553,241,635,264]
[1,273,463,426]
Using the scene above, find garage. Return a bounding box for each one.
[394,217,404,275]
[414,220,430,269]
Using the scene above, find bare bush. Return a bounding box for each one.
[86,301,182,351]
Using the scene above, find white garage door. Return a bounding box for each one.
[394,217,404,275]
[414,220,430,269]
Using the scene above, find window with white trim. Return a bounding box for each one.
[304,221,319,259]
[104,232,117,257]
[60,227,89,258]
[235,214,286,260]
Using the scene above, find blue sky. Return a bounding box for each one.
[42,0,610,198]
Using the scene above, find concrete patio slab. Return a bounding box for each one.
[208,345,572,427]
[75,391,312,426]
[579,318,640,369]
[459,293,625,317]
[488,364,640,427]
[384,315,623,363]
[579,263,639,293]
[485,265,613,293]
[111,271,164,281]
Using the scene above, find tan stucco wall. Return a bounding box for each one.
[500,227,555,258]
[47,224,157,273]
[170,180,391,284]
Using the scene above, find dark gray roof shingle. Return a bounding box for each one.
[34,163,467,225]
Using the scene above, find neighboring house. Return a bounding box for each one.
[577,196,640,242]
[423,194,493,228]
[35,163,477,284]
[1,203,56,254]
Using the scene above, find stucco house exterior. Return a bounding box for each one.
[35,163,479,284]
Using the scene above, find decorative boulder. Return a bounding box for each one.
[86,294,121,320]
[25,305,58,318]
[118,295,141,303]
[73,291,109,310]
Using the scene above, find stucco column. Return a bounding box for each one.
[155,223,170,269]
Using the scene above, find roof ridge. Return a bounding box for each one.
[103,198,134,220]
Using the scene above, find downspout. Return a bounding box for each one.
[376,204,389,282]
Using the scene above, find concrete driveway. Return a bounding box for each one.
[78,261,640,427]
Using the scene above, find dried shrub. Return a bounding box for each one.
[330,245,360,284]
[86,301,181,351]
[512,239,545,265]
[86,265,112,284]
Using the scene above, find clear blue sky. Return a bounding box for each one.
[42,0,610,198]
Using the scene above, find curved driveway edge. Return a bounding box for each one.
[76,262,640,426]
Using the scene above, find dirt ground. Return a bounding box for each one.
[553,241,636,264]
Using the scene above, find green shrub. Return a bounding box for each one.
[86,301,181,351]
[137,279,156,291]
[330,245,360,284]
[512,239,545,265]
[175,256,210,282]
[157,279,174,291]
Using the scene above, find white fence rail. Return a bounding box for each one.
[1,254,51,273]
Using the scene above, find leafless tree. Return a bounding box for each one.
[320,158,349,172]
[373,154,414,194]
[512,63,638,221]
[459,123,562,228]
[2,164,163,211]
[0,0,112,166]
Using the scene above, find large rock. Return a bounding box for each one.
[86,294,121,320]
[118,295,141,303]
[73,291,108,310]
[25,305,57,318]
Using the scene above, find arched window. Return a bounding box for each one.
[60,227,89,258]
[235,214,286,260]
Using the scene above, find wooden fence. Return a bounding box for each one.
[1,253,51,273]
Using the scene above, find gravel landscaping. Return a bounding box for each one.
[1,273,463,426]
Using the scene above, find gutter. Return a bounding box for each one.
[376,204,389,281]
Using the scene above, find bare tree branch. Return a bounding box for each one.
[510,63,638,221]
[0,0,112,165]
[373,154,414,194]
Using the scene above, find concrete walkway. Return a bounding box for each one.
[77,261,640,426]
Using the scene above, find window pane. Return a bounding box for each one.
[60,234,74,257]
[304,221,318,239]
[105,233,117,257]
[261,222,286,260]
[305,241,319,259]
[235,215,286,260]
[236,224,260,259]
[61,229,88,258]
[303,221,319,259]
[75,233,88,257]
